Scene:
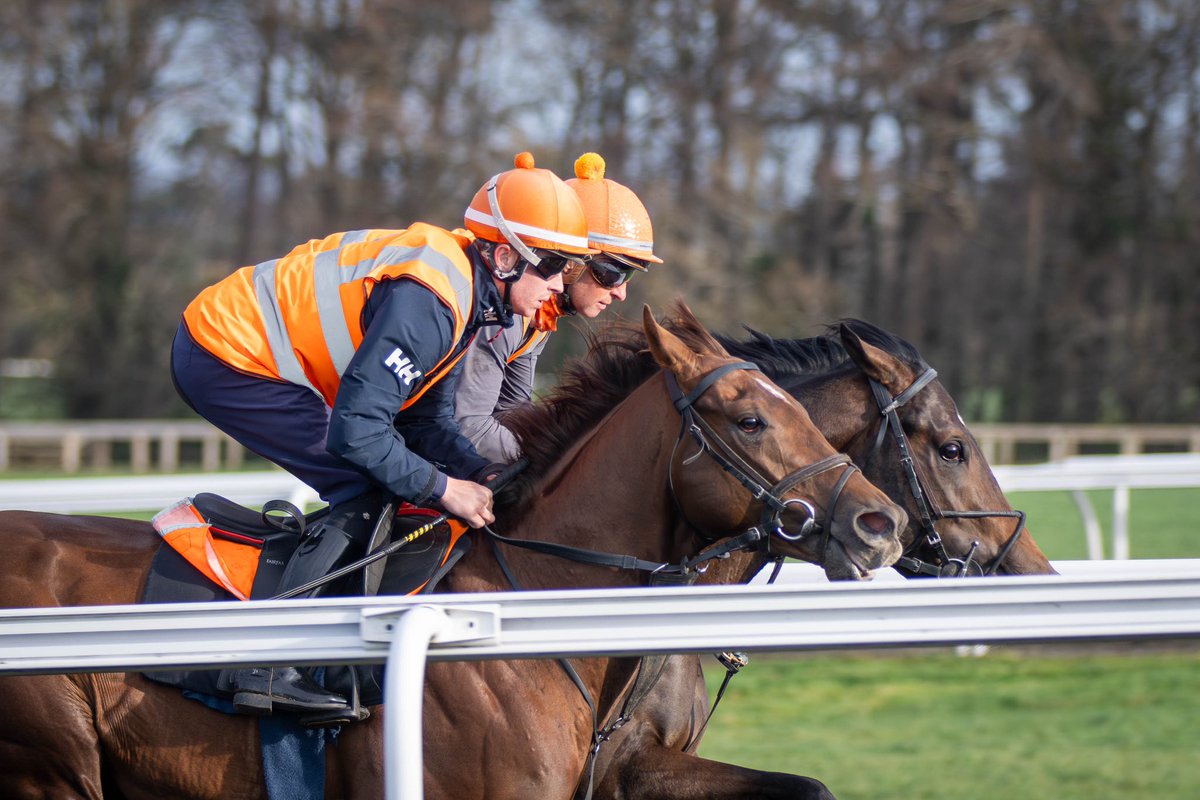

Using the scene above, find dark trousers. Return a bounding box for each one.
[170,322,372,505]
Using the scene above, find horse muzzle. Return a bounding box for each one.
[822,496,907,581]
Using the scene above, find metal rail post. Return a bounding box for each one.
[385,606,447,800]
[370,604,500,800]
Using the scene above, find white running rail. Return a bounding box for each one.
[1,571,1199,799]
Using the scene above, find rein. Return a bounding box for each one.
[868,368,1026,577]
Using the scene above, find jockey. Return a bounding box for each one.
[171,152,593,715]
[454,152,662,462]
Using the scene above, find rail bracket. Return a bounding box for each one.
[360,605,500,646]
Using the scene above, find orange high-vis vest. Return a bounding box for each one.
[183,224,477,407]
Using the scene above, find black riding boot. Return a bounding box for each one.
[222,490,384,715]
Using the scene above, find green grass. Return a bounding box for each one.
[1008,488,1200,560]
[697,648,1200,799]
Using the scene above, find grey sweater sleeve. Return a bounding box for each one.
[454,321,546,463]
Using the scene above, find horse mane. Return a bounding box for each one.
[498,317,663,508]
[715,318,929,381]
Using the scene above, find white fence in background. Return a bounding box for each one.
[0,470,314,514]
[3,453,1199,561]
[0,570,1198,800]
[993,453,1200,560]
[4,419,1198,473]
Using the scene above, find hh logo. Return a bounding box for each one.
[384,348,423,386]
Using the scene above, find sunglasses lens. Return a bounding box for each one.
[588,258,633,288]
[530,252,580,280]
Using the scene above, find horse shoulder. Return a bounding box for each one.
[422,658,596,800]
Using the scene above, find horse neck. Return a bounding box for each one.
[468,374,688,592]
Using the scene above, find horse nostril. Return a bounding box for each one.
[856,510,895,538]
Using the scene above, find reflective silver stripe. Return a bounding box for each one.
[588,230,654,252]
[372,244,474,323]
[311,242,475,377]
[341,229,370,245]
[464,204,591,251]
[313,249,357,376]
[253,259,322,396]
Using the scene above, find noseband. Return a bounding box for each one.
[868,368,1026,577]
[665,361,858,564]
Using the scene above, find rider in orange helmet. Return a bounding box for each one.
[455,152,662,462]
[171,152,591,715]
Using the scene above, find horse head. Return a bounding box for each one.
[642,305,906,581]
[720,317,1055,577]
[833,322,1054,576]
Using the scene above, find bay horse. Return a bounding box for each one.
[584,308,1056,800]
[0,305,907,800]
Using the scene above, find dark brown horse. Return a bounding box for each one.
[0,305,906,800]
[585,310,1056,800]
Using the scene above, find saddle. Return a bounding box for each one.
[141,491,472,713]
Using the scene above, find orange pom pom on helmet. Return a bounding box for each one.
[464,152,595,264]
[565,152,662,268]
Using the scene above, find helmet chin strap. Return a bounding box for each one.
[557,291,576,316]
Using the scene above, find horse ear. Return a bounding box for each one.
[839,322,907,389]
[644,305,703,377]
[671,299,730,357]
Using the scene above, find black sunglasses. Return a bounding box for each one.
[527,250,584,280]
[586,256,637,288]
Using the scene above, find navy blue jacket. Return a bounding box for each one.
[326,250,508,504]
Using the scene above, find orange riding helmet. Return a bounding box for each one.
[464,152,595,280]
[565,152,663,272]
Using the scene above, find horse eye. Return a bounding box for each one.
[738,416,764,433]
[939,441,964,462]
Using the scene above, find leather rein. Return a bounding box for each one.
[869,368,1027,577]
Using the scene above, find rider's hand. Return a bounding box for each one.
[438,477,495,528]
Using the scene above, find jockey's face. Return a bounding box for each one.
[509,268,563,318]
[489,243,564,317]
[566,267,628,318]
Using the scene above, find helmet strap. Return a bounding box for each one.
[479,239,525,283]
[557,290,577,316]
[486,176,543,268]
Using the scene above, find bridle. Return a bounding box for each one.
[485,359,860,579]
[664,361,858,567]
[867,367,1026,577]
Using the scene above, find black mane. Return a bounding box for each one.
[716,318,928,382]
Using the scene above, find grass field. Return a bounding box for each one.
[689,487,1200,799]
[696,647,1199,799]
[1007,488,1200,560]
